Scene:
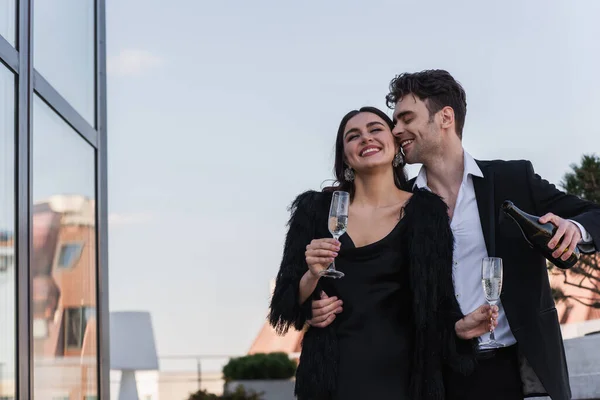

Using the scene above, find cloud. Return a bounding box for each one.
[107,49,165,77]
[108,212,154,226]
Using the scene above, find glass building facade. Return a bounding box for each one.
[0,0,109,399]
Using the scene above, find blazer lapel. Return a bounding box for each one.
[473,161,496,257]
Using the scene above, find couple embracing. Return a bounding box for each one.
[269,69,600,400]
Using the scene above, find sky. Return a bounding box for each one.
[104,0,600,364]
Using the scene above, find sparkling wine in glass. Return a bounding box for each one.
[320,191,349,279]
[479,257,505,349]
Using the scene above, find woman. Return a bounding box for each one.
[268,107,495,400]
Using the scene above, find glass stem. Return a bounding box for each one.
[328,259,336,271]
[328,235,339,271]
[489,302,495,340]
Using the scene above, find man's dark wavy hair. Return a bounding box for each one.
[386,69,467,139]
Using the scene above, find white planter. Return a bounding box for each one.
[225,379,295,400]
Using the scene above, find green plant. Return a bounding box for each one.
[187,389,219,400]
[222,352,296,381]
[222,385,264,400]
[186,386,263,400]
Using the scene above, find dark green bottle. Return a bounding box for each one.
[502,201,580,269]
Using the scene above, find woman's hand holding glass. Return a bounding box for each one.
[305,238,341,279]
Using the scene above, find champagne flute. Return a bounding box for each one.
[320,191,349,279]
[479,257,505,349]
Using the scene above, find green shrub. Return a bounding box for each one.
[187,389,219,400]
[222,385,264,400]
[187,386,262,400]
[222,352,296,381]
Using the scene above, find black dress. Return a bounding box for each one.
[269,189,467,400]
[322,219,413,400]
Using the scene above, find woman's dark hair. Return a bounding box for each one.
[323,106,407,197]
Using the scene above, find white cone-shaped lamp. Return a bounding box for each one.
[110,311,159,400]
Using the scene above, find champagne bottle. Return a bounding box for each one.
[502,200,580,269]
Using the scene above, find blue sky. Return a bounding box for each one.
[105,0,600,361]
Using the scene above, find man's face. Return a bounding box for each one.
[392,95,441,165]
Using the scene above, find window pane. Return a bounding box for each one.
[0,0,16,47]
[34,0,95,125]
[32,95,97,399]
[0,65,15,400]
[64,307,95,349]
[57,243,84,269]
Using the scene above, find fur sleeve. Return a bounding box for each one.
[405,189,475,400]
[417,190,478,373]
[268,190,321,334]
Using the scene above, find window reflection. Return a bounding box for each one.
[0,0,16,47]
[65,307,96,350]
[0,65,15,400]
[32,95,97,400]
[34,0,95,124]
[57,243,84,269]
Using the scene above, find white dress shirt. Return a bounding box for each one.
[414,152,594,346]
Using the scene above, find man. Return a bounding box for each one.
[310,70,600,400]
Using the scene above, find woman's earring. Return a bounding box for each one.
[344,167,355,181]
[392,151,405,167]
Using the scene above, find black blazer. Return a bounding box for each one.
[414,159,600,400]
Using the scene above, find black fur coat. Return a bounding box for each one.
[268,189,475,400]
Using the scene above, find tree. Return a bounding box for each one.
[562,154,600,202]
[549,154,600,309]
